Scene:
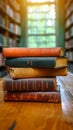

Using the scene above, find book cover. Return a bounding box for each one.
[4,91,61,103]
[5,57,68,68]
[3,47,64,57]
[7,67,68,79]
[3,77,57,92]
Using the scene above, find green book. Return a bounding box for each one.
[5,57,68,68]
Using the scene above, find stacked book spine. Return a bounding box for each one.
[3,47,68,103]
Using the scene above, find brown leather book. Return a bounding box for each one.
[3,47,64,57]
[7,67,68,79]
[3,77,57,92]
[4,91,61,103]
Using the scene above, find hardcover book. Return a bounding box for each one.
[3,77,57,92]
[3,47,64,57]
[0,52,3,65]
[4,91,61,103]
[7,67,68,79]
[5,57,68,68]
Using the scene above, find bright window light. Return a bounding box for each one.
[28,0,55,3]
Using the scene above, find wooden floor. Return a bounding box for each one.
[0,72,73,130]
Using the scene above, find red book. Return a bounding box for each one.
[3,47,64,57]
[4,91,61,103]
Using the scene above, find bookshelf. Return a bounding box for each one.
[0,0,21,47]
[0,45,7,78]
[65,0,73,72]
[0,46,4,67]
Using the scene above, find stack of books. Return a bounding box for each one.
[3,47,68,103]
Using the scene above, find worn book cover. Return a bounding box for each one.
[5,57,68,68]
[7,67,68,79]
[4,91,61,103]
[3,77,57,92]
[3,47,64,57]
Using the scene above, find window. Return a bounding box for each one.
[27,0,56,47]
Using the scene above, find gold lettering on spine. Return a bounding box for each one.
[20,80,22,91]
[41,80,44,91]
[16,82,17,90]
[30,61,32,66]
[34,80,37,91]
[27,60,29,65]
[27,80,29,91]
[32,80,34,91]
[46,82,49,89]
[23,80,25,90]
[54,78,56,90]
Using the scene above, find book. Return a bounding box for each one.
[0,66,7,77]
[0,52,3,65]
[3,47,64,57]
[0,33,4,44]
[9,38,15,47]
[3,77,57,92]
[0,47,3,65]
[4,91,61,103]
[7,67,68,79]
[5,57,68,68]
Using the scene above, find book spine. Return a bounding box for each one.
[8,67,68,79]
[4,92,61,103]
[5,57,56,68]
[4,78,57,92]
[0,52,3,65]
[3,47,64,57]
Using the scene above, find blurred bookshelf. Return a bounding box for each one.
[0,45,7,78]
[0,0,21,47]
[65,0,73,72]
[0,46,4,67]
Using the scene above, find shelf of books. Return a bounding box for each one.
[0,0,21,47]
[65,0,73,72]
[0,46,4,66]
[0,46,7,78]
